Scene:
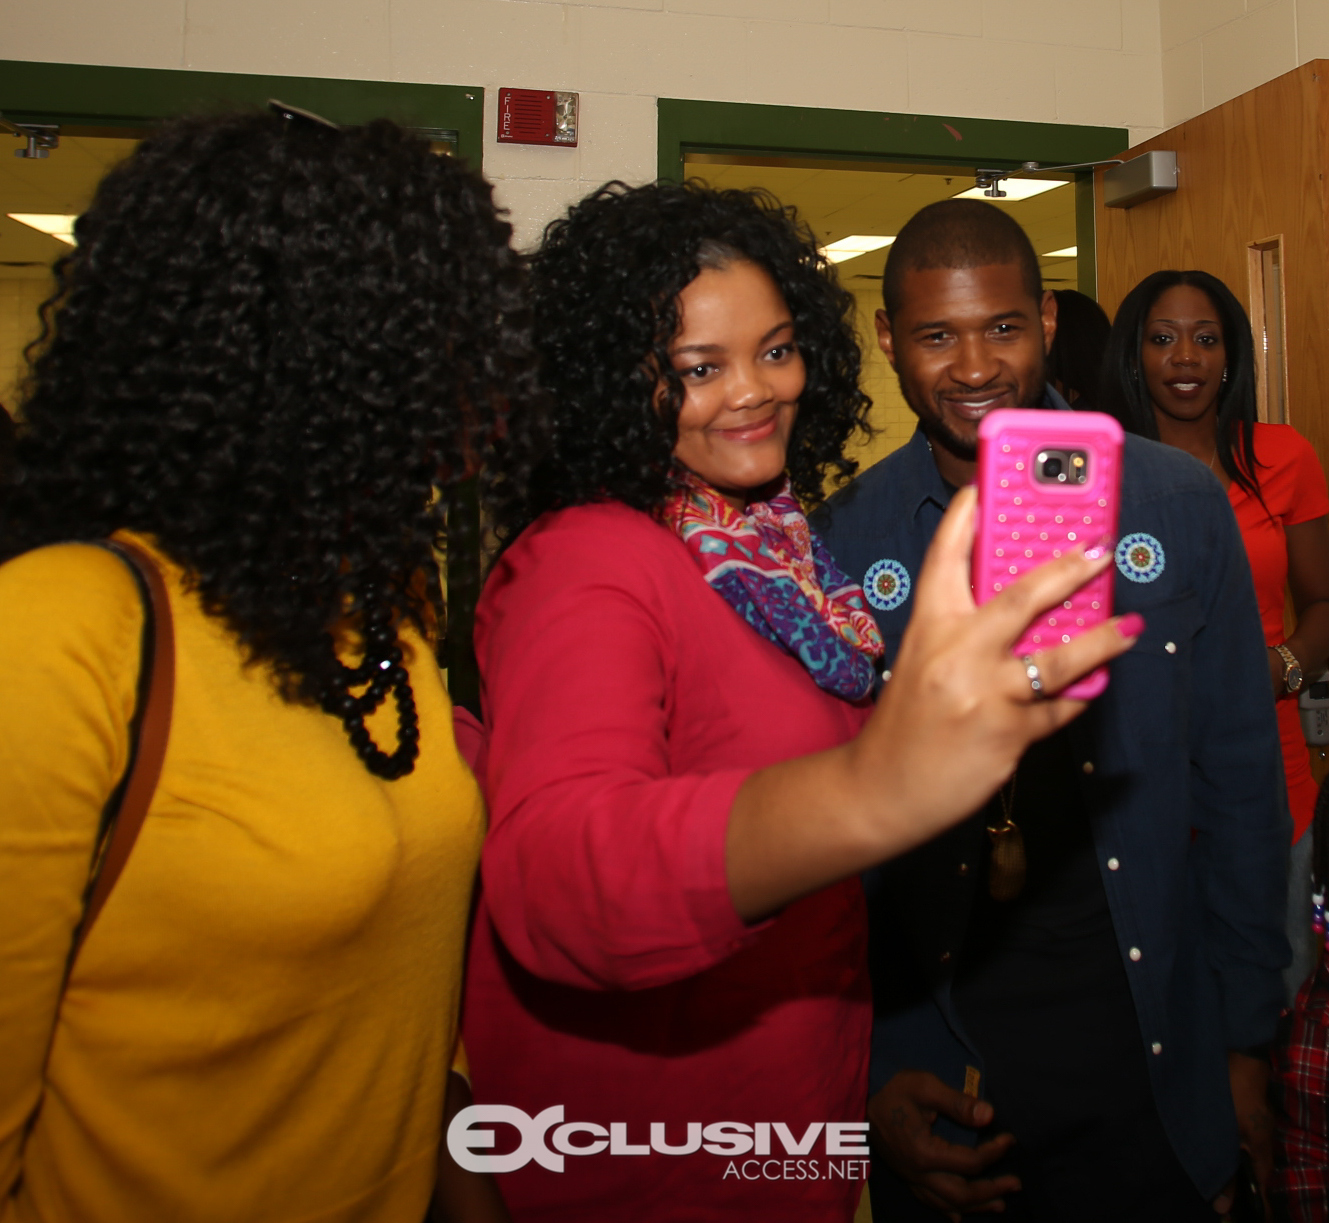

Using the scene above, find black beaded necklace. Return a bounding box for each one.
[318,592,420,780]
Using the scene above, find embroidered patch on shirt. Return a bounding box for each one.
[1115,532,1166,583]
[863,558,911,611]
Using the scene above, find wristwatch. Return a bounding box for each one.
[1274,643,1304,694]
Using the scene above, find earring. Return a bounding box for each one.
[1222,368,1229,383]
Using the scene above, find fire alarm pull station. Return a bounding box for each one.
[498,89,578,147]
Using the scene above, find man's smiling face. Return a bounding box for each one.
[875,262,1058,467]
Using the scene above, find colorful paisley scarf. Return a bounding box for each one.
[664,470,885,701]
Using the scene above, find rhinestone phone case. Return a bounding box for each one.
[973,408,1123,700]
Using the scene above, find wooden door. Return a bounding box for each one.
[1095,60,1329,470]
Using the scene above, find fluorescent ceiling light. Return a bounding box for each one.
[1043,246,1078,258]
[8,213,77,245]
[820,235,895,264]
[954,179,1068,202]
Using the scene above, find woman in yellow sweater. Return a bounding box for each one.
[0,110,538,1222]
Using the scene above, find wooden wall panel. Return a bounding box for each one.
[1095,61,1329,471]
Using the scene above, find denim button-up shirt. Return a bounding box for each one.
[813,401,1290,1198]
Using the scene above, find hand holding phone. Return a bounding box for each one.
[973,409,1124,699]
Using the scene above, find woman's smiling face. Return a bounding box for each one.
[1140,283,1228,427]
[668,259,804,509]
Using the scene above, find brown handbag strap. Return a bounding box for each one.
[68,538,176,964]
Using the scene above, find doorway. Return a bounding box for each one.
[684,154,1080,471]
[0,60,483,411]
[662,99,1126,472]
[0,133,140,410]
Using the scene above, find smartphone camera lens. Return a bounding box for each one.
[1034,449,1090,484]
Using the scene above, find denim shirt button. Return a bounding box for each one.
[1107,857,1120,871]
[1082,761,1095,775]
[1165,641,1177,654]
[1129,946,1143,961]
[1151,1042,1163,1055]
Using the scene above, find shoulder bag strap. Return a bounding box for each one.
[68,538,176,965]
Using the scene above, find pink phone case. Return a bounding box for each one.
[973,408,1123,699]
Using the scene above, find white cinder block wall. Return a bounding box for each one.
[6,0,1166,249]
[5,1,1327,245]
[1159,0,1329,127]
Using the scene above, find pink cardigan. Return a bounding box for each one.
[461,501,872,1221]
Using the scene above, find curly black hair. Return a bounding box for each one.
[511,179,872,532]
[1,110,543,705]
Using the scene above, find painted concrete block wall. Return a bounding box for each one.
[1160,0,1329,126]
[3,0,1163,248]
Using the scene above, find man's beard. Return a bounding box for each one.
[914,409,978,462]
[901,361,1047,463]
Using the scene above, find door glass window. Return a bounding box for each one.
[1247,236,1287,425]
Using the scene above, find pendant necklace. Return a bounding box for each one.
[986,770,1027,902]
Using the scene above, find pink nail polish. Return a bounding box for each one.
[1083,534,1115,562]
[1117,612,1145,639]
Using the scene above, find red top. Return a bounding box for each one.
[461,501,872,1222]
[1229,424,1329,840]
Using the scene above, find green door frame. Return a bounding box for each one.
[657,99,1126,299]
[1,58,487,706]
[0,59,484,164]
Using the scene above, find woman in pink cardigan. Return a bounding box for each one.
[459,182,1140,1221]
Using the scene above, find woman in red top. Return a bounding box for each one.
[1101,269,1329,1000]
[460,182,1139,1221]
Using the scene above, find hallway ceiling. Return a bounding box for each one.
[0,135,138,276]
[685,157,1079,291]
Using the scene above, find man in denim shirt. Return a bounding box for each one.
[815,200,1289,1221]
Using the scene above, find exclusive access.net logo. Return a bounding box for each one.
[448,1107,872,1182]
